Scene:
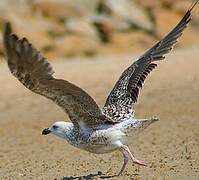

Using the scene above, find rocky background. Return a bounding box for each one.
[0,0,198,60]
[0,1,199,179]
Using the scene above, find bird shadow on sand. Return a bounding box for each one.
[62,171,117,180]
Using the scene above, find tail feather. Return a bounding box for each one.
[136,117,159,130]
[124,117,159,139]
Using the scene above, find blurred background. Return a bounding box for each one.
[0,0,198,60]
[0,1,199,179]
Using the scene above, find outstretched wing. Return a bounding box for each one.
[102,1,198,122]
[3,22,110,127]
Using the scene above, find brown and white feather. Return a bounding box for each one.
[102,3,196,121]
[3,23,111,127]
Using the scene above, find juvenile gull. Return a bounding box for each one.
[3,1,198,176]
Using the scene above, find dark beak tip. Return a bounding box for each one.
[42,128,51,135]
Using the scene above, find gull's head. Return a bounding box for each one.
[42,121,71,138]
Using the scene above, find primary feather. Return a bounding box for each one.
[3,23,111,127]
[102,3,196,122]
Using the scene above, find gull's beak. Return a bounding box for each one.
[42,128,51,135]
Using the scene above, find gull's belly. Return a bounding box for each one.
[70,128,125,154]
[68,119,140,154]
[81,143,119,154]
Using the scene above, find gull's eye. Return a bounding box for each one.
[52,125,58,129]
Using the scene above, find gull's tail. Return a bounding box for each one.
[124,117,159,140]
[136,117,159,130]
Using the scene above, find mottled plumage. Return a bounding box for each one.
[102,2,196,122]
[3,1,198,176]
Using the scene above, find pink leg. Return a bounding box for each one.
[118,147,129,176]
[120,145,147,167]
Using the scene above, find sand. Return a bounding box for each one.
[0,48,199,180]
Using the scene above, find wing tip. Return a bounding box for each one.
[189,0,199,11]
[3,22,12,39]
[3,21,13,59]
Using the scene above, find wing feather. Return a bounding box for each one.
[3,22,109,127]
[102,2,198,121]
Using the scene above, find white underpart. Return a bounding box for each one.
[49,117,151,154]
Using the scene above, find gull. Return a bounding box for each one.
[3,1,198,176]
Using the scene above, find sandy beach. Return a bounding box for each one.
[0,48,199,180]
